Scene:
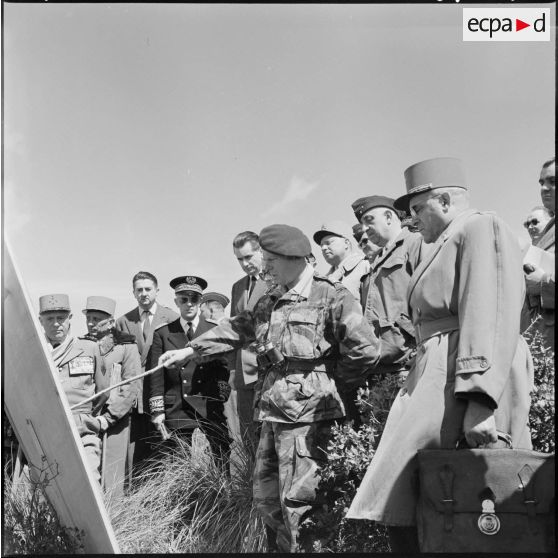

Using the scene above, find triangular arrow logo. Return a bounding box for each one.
[516,19,530,32]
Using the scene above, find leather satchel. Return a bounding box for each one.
[417,438,555,553]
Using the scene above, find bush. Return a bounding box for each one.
[3,462,85,555]
[109,432,266,553]
[301,327,555,553]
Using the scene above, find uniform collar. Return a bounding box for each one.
[282,264,315,300]
[180,312,200,333]
[338,252,366,273]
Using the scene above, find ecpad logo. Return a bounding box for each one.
[463,8,550,42]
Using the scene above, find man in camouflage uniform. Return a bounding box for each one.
[82,296,141,496]
[39,294,108,482]
[158,224,381,553]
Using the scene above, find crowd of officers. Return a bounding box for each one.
[33,155,554,553]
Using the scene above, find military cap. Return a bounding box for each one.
[313,220,354,245]
[39,294,71,314]
[201,292,230,308]
[351,195,398,221]
[394,157,467,212]
[259,224,312,258]
[82,296,116,316]
[170,275,208,295]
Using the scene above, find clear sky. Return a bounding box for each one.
[3,2,555,336]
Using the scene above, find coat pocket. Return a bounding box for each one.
[68,357,95,391]
[286,307,322,358]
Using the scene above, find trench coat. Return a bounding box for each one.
[346,209,534,526]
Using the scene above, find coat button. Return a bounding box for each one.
[183,380,187,384]
[480,359,488,368]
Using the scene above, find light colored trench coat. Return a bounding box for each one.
[347,209,534,526]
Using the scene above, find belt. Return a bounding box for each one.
[283,358,336,373]
[415,315,459,344]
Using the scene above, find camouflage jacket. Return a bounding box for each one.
[190,269,380,423]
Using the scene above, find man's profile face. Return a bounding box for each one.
[234,241,263,277]
[85,310,111,335]
[360,207,391,247]
[539,162,555,213]
[175,293,201,322]
[40,311,72,344]
[133,279,158,311]
[409,191,447,244]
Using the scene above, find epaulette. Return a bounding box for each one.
[79,333,98,343]
[205,318,220,326]
[313,273,337,287]
[112,330,137,345]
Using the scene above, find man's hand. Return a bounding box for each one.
[158,347,194,368]
[463,400,498,447]
[151,412,165,427]
[524,264,545,295]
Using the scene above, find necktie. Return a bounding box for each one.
[248,276,256,298]
[142,311,152,341]
[186,322,194,341]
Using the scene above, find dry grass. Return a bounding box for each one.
[107,430,266,553]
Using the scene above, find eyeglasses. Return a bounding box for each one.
[176,295,201,304]
[523,218,540,228]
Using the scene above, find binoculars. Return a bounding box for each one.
[255,340,285,369]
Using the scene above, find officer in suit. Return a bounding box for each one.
[82,296,140,497]
[230,231,268,453]
[147,276,231,464]
[115,271,179,469]
[38,294,107,483]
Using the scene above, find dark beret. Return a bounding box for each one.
[351,195,398,221]
[259,224,312,258]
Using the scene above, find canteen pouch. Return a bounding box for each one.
[417,447,555,553]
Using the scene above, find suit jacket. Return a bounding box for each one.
[146,316,229,430]
[115,304,179,413]
[230,275,268,390]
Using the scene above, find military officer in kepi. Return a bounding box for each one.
[38,293,108,483]
[146,276,231,466]
[157,225,381,553]
[82,296,141,497]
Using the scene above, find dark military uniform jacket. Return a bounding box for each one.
[82,331,141,428]
[146,316,230,431]
[190,266,381,424]
[360,227,424,372]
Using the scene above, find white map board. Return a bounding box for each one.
[3,239,120,554]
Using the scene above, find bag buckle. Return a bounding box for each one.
[478,499,500,535]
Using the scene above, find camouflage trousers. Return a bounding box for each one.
[253,420,333,553]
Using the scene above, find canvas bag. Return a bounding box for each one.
[417,438,555,553]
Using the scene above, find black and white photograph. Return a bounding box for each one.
[2,1,555,554]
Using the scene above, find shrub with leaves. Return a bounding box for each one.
[3,463,85,555]
[523,326,555,453]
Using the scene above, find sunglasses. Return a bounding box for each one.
[523,218,540,228]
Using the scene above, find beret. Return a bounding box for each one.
[39,294,70,314]
[394,157,467,212]
[82,296,115,316]
[170,275,208,295]
[259,224,312,258]
[202,292,230,308]
[351,195,398,221]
